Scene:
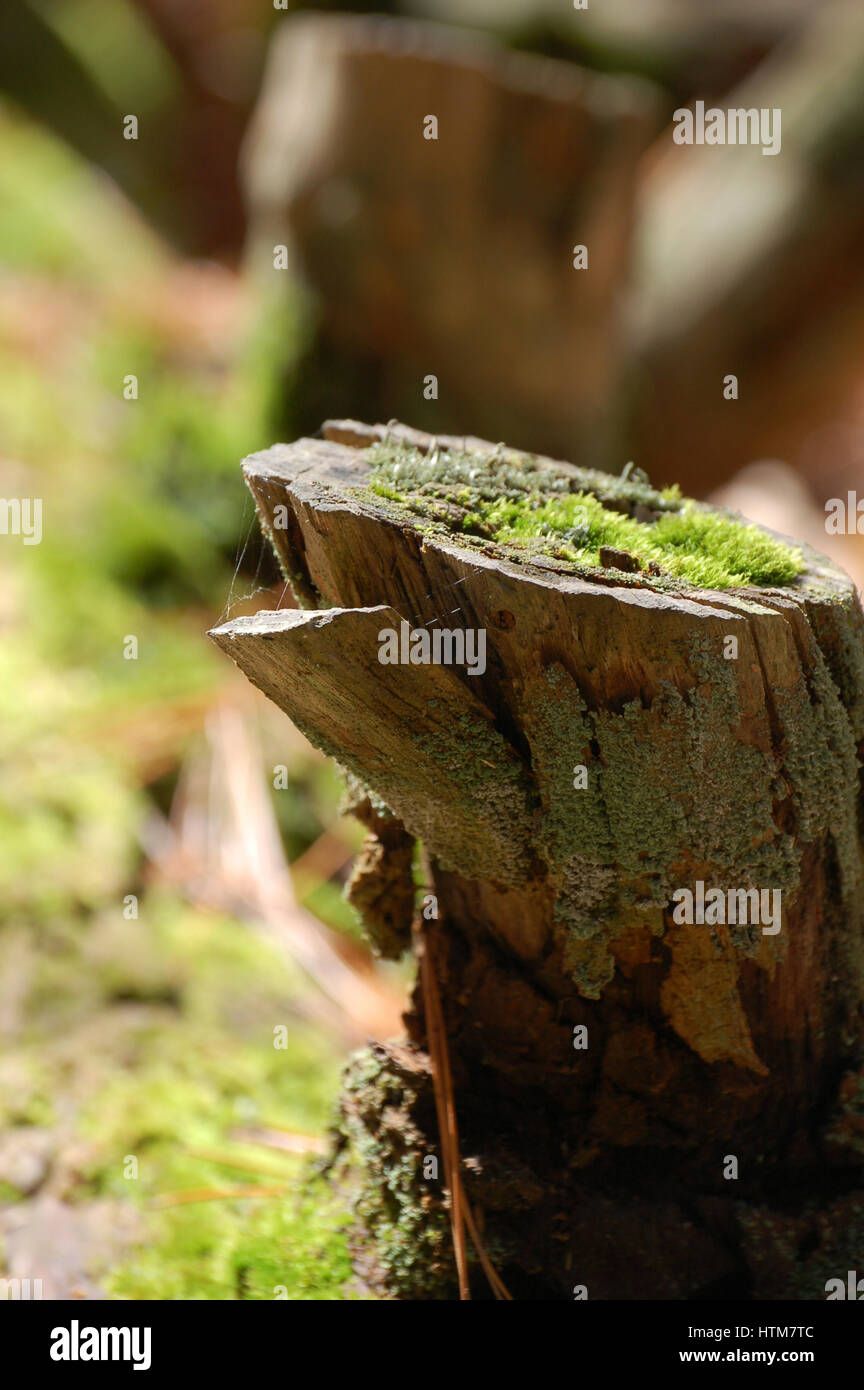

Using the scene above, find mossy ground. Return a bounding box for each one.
[0,104,365,1299]
[366,442,804,589]
[0,892,355,1299]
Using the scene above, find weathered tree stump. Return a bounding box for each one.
[242,14,658,467]
[211,421,864,1299]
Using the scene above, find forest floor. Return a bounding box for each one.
[0,103,401,1299]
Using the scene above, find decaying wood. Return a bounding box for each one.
[344,821,415,962]
[210,420,864,1299]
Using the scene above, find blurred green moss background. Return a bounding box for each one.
[0,82,373,1298]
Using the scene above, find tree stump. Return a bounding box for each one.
[210,420,864,1300]
[242,14,658,466]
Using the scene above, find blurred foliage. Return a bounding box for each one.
[44,0,181,116]
[0,100,363,1297]
[0,897,354,1296]
[0,102,298,674]
[107,1178,359,1301]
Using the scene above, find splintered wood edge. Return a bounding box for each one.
[208,604,536,881]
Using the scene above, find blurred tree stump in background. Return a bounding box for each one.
[242,5,864,506]
[211,420,864,1298]
[631,0,864,493]
[242,14,659,469]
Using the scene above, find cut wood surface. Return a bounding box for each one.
[211,420,864,1298]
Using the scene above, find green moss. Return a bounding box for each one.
[0,640,142,929]
[0,891,354,1298]
[0,109,360,1301]
[365,442,803,590]
[106,1170,357,1301]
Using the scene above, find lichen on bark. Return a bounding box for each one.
[336,1043,453,1299]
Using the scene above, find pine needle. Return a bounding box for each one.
[415,919,470,1300]
[415,918,513,1300]
[151,1184,288,1208]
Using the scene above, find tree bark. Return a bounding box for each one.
[210,420,864,1300]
